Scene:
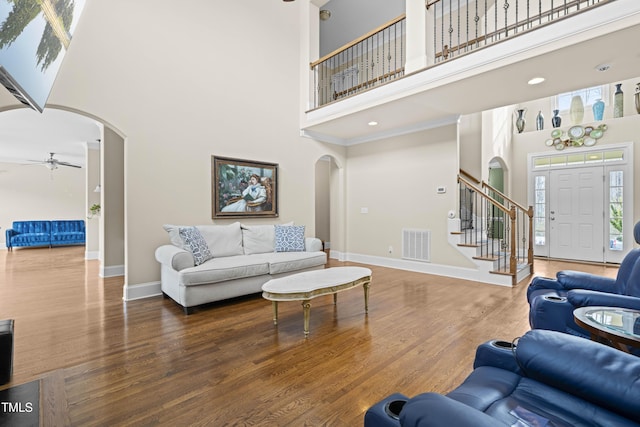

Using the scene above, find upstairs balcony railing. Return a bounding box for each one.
[309,0,613,109]
[310,15,406,109]
[429,0,614,63]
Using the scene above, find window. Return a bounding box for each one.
[609,171,623,251]
[555,85,608,112]
[534,176,546,246]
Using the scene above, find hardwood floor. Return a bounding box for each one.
[0,247,618,426]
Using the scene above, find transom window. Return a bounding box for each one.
[555,85,608,112]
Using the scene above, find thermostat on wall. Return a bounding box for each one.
[436,186,446,194]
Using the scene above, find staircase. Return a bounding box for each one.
[451,171,533,287]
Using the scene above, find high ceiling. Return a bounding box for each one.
[0,108,101,170]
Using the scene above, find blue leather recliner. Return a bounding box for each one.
[364,329,640,426]
[527,221,640,338]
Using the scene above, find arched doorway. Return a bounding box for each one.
[0,106,125,278]
[315,155,345,260]
[487,157,507,239]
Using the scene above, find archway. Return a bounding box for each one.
[314,155,345,260]
[487,156,508,239]
[0,106,126,279]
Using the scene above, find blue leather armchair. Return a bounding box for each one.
[364,330,640,427]
[527,222,640,338]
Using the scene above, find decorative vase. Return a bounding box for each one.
[635,83,640,114]
[592,99,605,121]
[551,109,561,128]
[613,83,624,118]
[535,110,544,130]
[514,108,526,133]
[569,95,584,124]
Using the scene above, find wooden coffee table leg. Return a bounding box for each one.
[363,281,370,313]
[302,300,311,337]
[272,301,278,325]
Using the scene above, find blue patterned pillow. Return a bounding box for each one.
[274,225,305,252]
[179,226,213,266]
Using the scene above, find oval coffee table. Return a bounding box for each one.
[261,266,372,337]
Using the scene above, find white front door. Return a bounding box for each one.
[549,166,604,262]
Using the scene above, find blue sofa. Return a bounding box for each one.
[365,329,640,426]
[5,220,86,250]
[527,221,640,339]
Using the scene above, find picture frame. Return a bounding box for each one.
[212,156,278,218]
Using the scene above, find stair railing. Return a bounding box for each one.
[457,173,533,282]
[481,180,534,272]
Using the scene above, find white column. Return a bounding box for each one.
[405,0,428,73]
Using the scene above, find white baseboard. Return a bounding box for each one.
[331,251,512,287]
[101,264,125,278]
[85,250,99,260]
[123,281,162,301]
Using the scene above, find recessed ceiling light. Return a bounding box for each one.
[368,121,378,126]
[528,77,545,85]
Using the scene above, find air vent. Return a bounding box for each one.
[402,229,430,262]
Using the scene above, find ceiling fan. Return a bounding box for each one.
[28,152,82,170]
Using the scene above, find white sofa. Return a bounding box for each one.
[155,222,327,314]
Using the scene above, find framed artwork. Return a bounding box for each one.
[212,156,278,218]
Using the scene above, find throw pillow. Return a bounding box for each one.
[179,226,213,266]
[274,225,305,252]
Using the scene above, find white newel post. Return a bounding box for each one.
[404,0,428,73]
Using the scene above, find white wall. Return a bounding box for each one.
[345,124,472,267]
[319,0,405,56]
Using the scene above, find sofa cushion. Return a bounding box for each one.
[253,251,327,275]
[12,221,51,234]
[163,224,189,249]
[274,225,305,252]
[51,220,85,233]
[241,224,276,255]
[179,227,213,266]
[197,222,244,257]
[241,222,295,255]
[179,255,270,286]
[10,233,50,245]
[51,232,85,243]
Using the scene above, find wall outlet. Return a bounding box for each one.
[360,207,369,214]
[388,246,393,253]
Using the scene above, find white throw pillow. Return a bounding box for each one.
[197,222,244,257]
[241,222,294,255]
[274,225,305,252]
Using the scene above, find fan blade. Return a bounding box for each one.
[56,161,82,168]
